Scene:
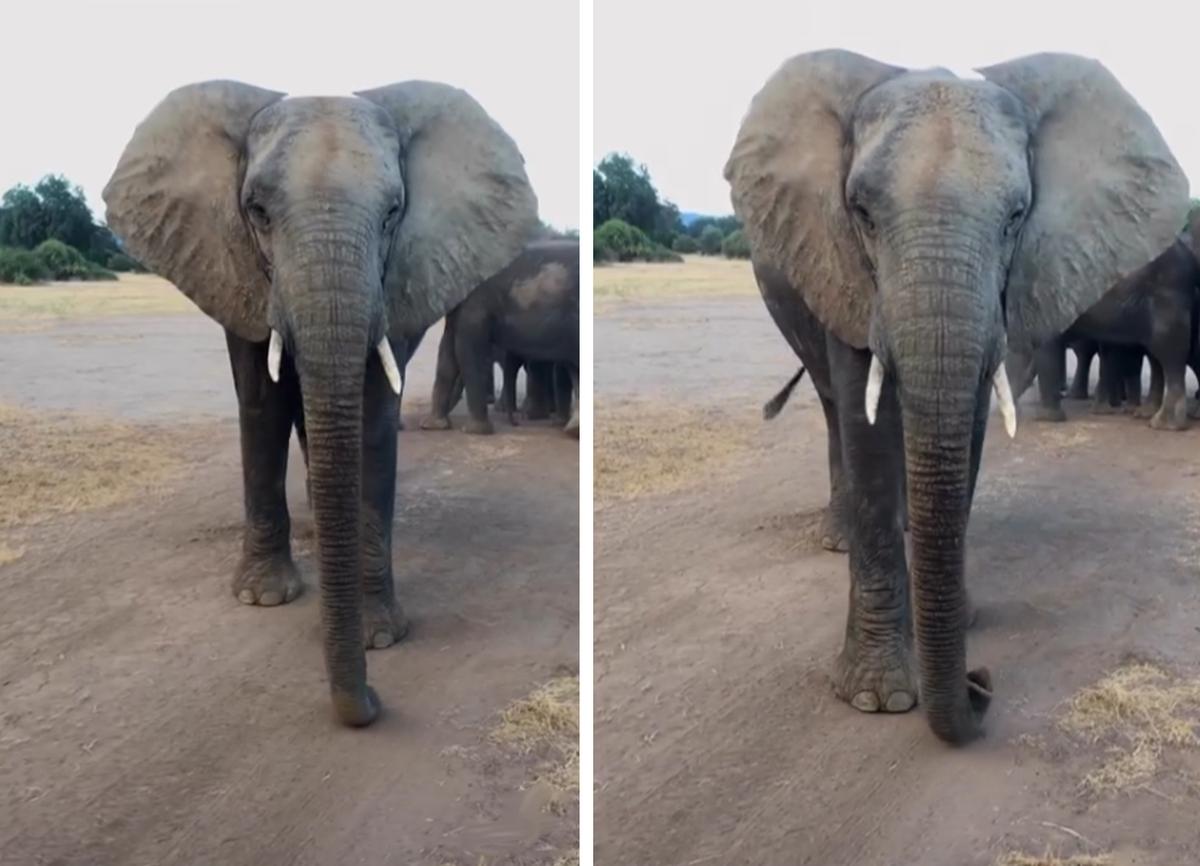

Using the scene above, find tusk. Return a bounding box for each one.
[865,354,885,425]
[267,329,283,383]
[377,337,402,395]
[992,361,1018,438]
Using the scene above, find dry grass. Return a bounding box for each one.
[595,401,754,501]
[0,403,190,529]
[594,255,756,307]
[0,542,25,566]
[995,854,1111,866]
[1058,662,1200,795]
[0,274,193,324]
[493,676,580,812]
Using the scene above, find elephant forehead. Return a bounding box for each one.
[247,98,400,190]
[852,75,1029,200]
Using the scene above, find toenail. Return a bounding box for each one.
[238,590,256,605]
[372,632,394,649]
[885,691,915,712]
[851,691,880,712]
[259,590,283,606]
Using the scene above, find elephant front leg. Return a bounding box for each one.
[817,393,849,553]
[1034,340,1067,422]
[225,330,304,607]
[830,341,915,713]
[457,322,496,435]
[419,316,459,431]
[360,352,409,650]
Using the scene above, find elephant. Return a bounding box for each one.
[420,240,580,436]
[725,50,1186,743]
[1009,337,1144,419]
[1012,226,1200,429]
[103,80,538,727]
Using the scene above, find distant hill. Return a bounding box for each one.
[680,211,734,227]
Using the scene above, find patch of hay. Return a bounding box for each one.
[0,542,25,566]
[0,274,192,326]
[0,404,189,528]
[1059,662,1200,795]
[595,401,753,501]
[493,676,579,812]
[995,854,1111,866]
[594,255,756,307]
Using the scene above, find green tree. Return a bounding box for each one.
[593,170,609,226]
[35,175,96,252]
[721,229,751,259]
[0,185,48,249]
[698,225,724,254]
[671,234,698,253]
[594,153,660,235]
[687,215,742,239]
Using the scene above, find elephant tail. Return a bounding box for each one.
[762,366,807,420]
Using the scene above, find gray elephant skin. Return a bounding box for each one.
[725,51,1187,743]
[103,80,538,727]
[421,240,580,437]
[1010,217,1200,429]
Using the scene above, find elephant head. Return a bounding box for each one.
[103,81,537,725]
[725,51,1186,743]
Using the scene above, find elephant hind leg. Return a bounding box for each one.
[817,393,849,554]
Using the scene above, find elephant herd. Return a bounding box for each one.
[727,50,1188,743]
[103,80,578,726]
[1007,216,1200,429]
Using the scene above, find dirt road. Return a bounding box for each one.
[0,279,579,866]
[594,260,1200,866]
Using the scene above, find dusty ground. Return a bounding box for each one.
[594,259,1200,866]
[0,276,579,866]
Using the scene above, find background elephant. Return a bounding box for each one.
[725,51,1186,743]
[103,80,537,726]
[1012,224,1200,429]
[1010,337,1144,420]
[421,240,580,436]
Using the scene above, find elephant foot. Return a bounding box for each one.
[564,415,580,439]
[1066,387,1089,400]
[331,684,380,728]
[1133,403,1158,420]
[462,417,495,435]
[833,640,917,714]
[362,593,409,650]
[232,552,302,606]
[1089,401,1122,416]
[1033,405,1067,423]
[418,414,452,431]
[818,507,848,553]
[1149,407,1190,431]
[525,406,551,421]
[1189,402,1200,420]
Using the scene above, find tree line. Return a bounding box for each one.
[593,153,748,263]
[0,176,143,284]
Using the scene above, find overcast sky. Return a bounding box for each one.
[595,0,1200,216]
[1,0,579,229]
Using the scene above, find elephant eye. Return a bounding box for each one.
[246,202,270,230]
[1004,206,1025,237]
[852,202,875,235]
[383,201,402,230]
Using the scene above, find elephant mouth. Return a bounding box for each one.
[265,327,403,395]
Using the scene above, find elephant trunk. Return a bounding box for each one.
[883,240,998,744]
[279,222,382,726]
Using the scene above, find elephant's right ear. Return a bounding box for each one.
[724,50,903,349]
[103,81,284,342]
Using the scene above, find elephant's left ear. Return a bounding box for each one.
[979,53,1188,352]
[356,82,539,344]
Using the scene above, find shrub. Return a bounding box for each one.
[106,252,144,272]
[698,225,724,254]
[0,247,50,284]
[671,234,698,253]
[721,229,751,259]
[32,239,115,281]
[594,219,681,264]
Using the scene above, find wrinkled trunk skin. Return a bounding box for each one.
[280,219,378,726]
[884,232,996,744]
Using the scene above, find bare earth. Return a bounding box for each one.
[594,259,1200,866]
[0,277,579,866]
